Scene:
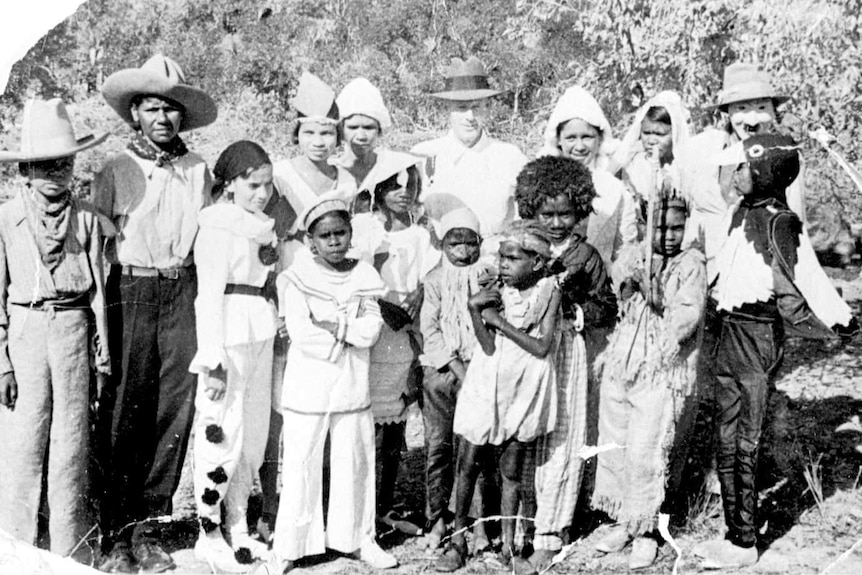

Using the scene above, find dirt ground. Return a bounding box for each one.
[145,268,862,575]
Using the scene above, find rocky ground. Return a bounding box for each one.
[135,268,862,575]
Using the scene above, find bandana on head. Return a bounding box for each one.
[300,197,350,232]
[501,220,552,259]
[213,140,271,196]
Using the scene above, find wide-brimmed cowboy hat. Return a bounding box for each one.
[0,98,108,163]
[711,63,790,111]
[102,54,217,131]
[431,57,504,101]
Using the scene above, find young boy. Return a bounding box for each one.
[513,155,617,570]
[419,207,496,553]
[695,134,839,569]
[0,98,112,562]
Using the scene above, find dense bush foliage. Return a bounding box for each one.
[2,0,862,222]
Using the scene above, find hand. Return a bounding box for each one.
[448,358,467,383]
[312,317,339,338]
[400,286,424,320]
[468,287,501,311]
[276,317,290,341]
[0,372,17,410]
[481,306,504,329]
[203,365,227,401]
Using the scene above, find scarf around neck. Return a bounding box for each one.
[23,187,71,271]
[128,132,189,167]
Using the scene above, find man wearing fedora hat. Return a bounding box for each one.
[92,54,217,573]
[0,98,112,563]
[411,56,527,252]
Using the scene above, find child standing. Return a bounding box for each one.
[351,154,440,527]
[190,141,279,571]
[0,99,111,562]
[270,196,397,573]
[437,221,560,573]
[420,208,497,550]
[512,156,617,570]
[695,134,838,569]
[591,192,706,570]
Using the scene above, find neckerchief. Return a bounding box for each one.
[127,132,189,167]
[23,187,71,271]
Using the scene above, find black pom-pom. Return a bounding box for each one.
[207,466,228,484]
[258,244,279,266]
[235,547,254,564]
[205,424,225,444]
[200,517,219,533]
[202,488,220,505]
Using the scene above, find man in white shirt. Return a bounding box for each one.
[412,56,527,253]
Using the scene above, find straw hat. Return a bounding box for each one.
[336,78,392,130]
[712,63,790,111]
[102,54,217,131]
[431,57,504,101]
[0,98,108,163]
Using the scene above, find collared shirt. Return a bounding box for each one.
[91,149,212,268]
[411,131,527,238]
[0,193,111,374]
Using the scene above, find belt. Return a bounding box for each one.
[121,265,192,280]
[14,293,89,312]
[224,283,266,297]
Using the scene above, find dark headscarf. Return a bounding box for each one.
[212,140,271,199]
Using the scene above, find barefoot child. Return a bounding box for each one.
[270,196,397,573]
[437,221,561,573]
[591,191,706,570]
[419,208,497,549]
[0,98,111,562]
[350,153,440,527]
[190,141,279,571]
[512,156,617,570]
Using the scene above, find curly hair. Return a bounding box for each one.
[515,156,596,220]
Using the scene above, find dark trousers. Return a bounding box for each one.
[422,364,497,527]
[375,421,406,514]
[100,268,198,540]
[714,315,781,548]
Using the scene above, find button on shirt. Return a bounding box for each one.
[91,149,212,268]
[412,131,527,238]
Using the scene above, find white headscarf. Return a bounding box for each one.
[539,85,615,169]
[609,90,691,174]
[336,77,392,130]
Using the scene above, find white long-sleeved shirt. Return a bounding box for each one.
[188,203,278,373]
[278,255,385,414]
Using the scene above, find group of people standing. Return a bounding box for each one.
[0,49,855,575]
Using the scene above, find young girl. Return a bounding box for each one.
[351,154,440,528]
[189,140,279,572]
[592,192,706,570]
[437,221,560,573]
[609,91,691,241]
[273,72,356,246]
[335,77,423,212]
[270,195,397,573]
[540,85,638,286]
[513,156,618,570]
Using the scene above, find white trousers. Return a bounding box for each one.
[273,409,376,560]
[193,338,273,536]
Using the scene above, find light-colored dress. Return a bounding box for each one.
[592,247,706,535]
[453,276,560,446]
[351,213,440,424]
